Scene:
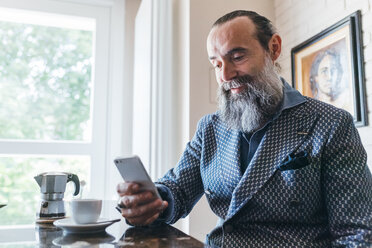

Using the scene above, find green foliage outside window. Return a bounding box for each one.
[0,21,92,141]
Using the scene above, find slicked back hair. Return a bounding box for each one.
[212,10,276,51]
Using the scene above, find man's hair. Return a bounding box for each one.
[212,10,276,51]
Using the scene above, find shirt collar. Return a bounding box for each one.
[280,78,306,111]
[271,78,307,121]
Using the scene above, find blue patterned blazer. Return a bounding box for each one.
[157,96,372,247]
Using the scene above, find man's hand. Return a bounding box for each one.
[116,182,168,226]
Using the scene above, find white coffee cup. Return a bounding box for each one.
[71,199,102,224]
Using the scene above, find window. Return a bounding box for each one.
[0,0,110,228]
[0,11,95,142]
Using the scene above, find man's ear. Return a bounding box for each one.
[268,34,282,61]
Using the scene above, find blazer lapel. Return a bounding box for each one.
[215,119,242,194]
[226,106,318,220]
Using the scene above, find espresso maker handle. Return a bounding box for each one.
[67,174,80,196]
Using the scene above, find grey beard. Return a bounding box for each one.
[217,56,284,133]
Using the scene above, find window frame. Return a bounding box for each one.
[0,0,110,228]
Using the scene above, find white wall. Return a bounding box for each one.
[274,0,372,172]
[132,0,152,171]
[187,0,275,241]
[104,0,141,201]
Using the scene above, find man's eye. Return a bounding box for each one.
[320,67,329,75]
[232,55,244,61]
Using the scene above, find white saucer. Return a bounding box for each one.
[53,218,119,234]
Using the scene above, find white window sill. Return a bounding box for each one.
[0,225,36,243]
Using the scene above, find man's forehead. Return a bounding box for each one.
[207,16,257,56]
[319,55,337,66]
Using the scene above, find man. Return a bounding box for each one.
[310,48,343,101]
[117,10,372,247]
[310,48,353,114]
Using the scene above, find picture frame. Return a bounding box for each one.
[291,10,367,127]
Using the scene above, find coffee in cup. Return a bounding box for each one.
[71,199,102,224]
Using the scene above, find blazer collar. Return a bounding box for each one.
[224,102,318,220]
[215,80,307,196]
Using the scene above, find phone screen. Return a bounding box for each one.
[114,156,161,199]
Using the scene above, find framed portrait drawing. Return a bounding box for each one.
[291,10,367,127]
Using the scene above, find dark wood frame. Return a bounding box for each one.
[291,10,367,127]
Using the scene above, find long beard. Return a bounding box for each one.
[217,55,284,133]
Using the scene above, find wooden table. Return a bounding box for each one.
[32,221,206,247]
[0,201,206,247]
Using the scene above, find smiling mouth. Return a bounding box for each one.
[230,86,244,94]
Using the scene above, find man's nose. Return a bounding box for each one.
[220,62,237,82]
[325,70,332,81]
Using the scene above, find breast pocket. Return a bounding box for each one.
[280,164,314,187]
[278,151,310,171]
[279,156,322,201]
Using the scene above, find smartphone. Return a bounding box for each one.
[114,155,161,199]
